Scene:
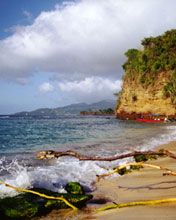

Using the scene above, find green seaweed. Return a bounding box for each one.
[65,182,85,195]
[0,184,93,219]
[0,194,40,219]
[134,154,158,162]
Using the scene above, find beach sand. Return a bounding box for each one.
[92,141,176,220]
[38,141,176,220]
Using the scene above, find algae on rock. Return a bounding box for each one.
[0,182,93,219]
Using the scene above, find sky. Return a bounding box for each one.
[0,0,176,114]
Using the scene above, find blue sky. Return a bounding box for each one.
[0,0,176,114]
[0,0,77,113]
[0,0,65,39]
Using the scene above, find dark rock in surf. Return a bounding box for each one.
[0,185,93,219]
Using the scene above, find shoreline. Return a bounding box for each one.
[37,140,176,220]
[92,140,176,219]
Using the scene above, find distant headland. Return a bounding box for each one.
[1,100,115,118]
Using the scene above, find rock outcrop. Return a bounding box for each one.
[116,29,176,119]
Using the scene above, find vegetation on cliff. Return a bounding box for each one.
[123,29,176,102]
[116,29,176,117]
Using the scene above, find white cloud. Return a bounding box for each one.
[0,0,176,82]
[38,82,54,94]
[58,76,121,102]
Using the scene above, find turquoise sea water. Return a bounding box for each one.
[0,116,175,197]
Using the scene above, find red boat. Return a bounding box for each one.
[136,118,165,123]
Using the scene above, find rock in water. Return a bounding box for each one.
[65,182,85,195]
[0,185,93,219]
[0,194,40,219]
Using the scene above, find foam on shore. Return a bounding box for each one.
[0,124,175,198]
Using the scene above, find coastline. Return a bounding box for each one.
[93,141,176,219]
[37,140,176,220]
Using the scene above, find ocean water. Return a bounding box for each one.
[0,116,176,197]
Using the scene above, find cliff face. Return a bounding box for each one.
[117,72,176,116]
[116,30,176,119]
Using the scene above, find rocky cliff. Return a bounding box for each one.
[116,30,176,119]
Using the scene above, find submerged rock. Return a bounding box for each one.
[0,184,93,219]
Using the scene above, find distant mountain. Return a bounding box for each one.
[10,100,116,118]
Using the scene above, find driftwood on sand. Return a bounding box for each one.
[37,148,176,161]
[97,197,176,212]
[37,148,176,179]
[1,148,176,218]
[96,161,176,181]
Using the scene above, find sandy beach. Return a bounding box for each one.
[1,2,176,220]
[92,141,176,220]
[37,141,176,220]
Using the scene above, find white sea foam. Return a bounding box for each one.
[136,125,176,151]
[0,155,132,198]
[0,124,175,198]
[0,158,32,198]
[30,157,123,192]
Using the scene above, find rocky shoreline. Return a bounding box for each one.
[116,110,176,121]
[0,182,92,219]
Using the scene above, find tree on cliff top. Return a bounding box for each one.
[122,29,176,104]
